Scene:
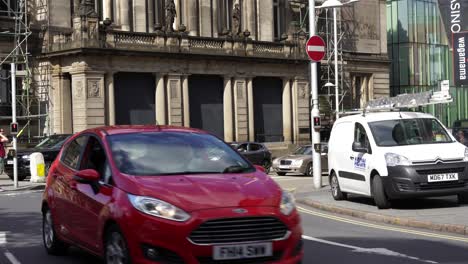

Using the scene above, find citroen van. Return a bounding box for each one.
[327,111,468,209]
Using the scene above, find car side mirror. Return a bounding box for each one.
[352,142,369,153]
[254,165,266,173]
[74,169,101,193]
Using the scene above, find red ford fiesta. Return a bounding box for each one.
[42,125,303,264]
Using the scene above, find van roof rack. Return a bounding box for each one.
[362,89,453,116]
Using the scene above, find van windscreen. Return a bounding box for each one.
[368,118,453,146]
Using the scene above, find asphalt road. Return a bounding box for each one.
[1,188,468,264]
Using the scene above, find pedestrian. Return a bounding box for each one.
[457,130,467,146]
[0,128,9,192]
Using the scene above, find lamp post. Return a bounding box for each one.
[318,0,359,119]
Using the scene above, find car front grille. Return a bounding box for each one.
[189,217,289,245]
[416,167,465,175]
[280,160,292,165]
[416,180,468,191]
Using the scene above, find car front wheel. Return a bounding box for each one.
[105,225,131,264]
[330,172,347,200]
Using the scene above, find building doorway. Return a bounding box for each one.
[253,77,283,142]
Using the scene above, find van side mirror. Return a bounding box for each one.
[352,142,369,153]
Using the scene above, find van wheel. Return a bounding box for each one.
[42,207,68,255]
[372,175,391,209]
[330,172,347,200]
[458,192,468,204]
[105,225,131,264]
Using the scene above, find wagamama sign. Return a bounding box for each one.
[438,0,468,86]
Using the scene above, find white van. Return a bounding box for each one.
[327,111,468,209]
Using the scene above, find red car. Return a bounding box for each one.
[41,126,303,264]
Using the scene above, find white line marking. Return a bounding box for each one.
[0,232,6,245]
[307,46,325,52]
[4,251,21,264]
[302,235,438,264]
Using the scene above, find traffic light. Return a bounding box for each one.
[10,122,18,135]
[313,116,321,129]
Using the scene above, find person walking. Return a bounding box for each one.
[0,128,9,191]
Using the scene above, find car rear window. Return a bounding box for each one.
[107,132,253,176]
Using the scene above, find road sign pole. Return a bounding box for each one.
[309,0,322,189]
[11,62,18,189]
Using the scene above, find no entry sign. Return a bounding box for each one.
[306,36,326,62]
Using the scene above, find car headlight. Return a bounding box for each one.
[464,148,468,162]
[280,190,296,216]
[273,158,280,165]
[385,153,411,166]
[22,155,30,160]
[128,194,191,222]
[291,160,303,167]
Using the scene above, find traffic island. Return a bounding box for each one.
[296,188,468,236]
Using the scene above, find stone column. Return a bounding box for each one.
[233,78,248,141]
[134,0,147,32]
[105,72,115,126]
[166,74,183,126]
[293,78,310,144]
[243,0,256,39]
[115,0,121,25]
[51,72,70,134]
[212,0,218,37]
[187,0,199,36]
[223,76,234,142]
[199,0,211,37]
[148,0,155,33]
[182,75,190,127]
[155,74,166,125]
[247,77,255,142]
[120,0,130,31]
[103,0,112,20]
[70,70,106,132]
[282,78,292,143]
[257,0,273,41]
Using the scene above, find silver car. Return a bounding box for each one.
[272,145,328,176]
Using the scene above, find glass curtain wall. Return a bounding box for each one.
[387,0,468,127]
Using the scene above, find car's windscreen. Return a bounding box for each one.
[294,146,312,155]
[108,132,254,176]
[368,118,453,146]
[35,136,70,149]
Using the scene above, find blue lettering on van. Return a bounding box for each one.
[354,157,366,170]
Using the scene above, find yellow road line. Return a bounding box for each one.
[297,206,468,243]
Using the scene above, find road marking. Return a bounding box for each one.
[298,206,468,243]
[0,232,6,245]
[302,235,438,263]
[4,251,20,264]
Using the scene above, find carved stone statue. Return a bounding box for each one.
[232,3,241,36]
[165,0,177,32]
[77,0,98,17]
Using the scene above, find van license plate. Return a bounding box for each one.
[213,242,272,260]
[428,173,458,182]
[6,160,13,165]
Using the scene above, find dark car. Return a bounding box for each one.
[5,134,72,181]
[230,142,272,173]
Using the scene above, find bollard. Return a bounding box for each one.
[29,152,46,183]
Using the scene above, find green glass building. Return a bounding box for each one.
[387,0,468,127]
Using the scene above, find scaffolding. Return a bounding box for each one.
[0,0,50,143]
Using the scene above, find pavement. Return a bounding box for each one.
[291,178,468,237]
[0,173,45,192]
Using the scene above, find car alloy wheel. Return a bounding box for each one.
[43,211,54,249]
[330,172,347,200]
[105,227,130,264]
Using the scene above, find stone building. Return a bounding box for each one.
[1,0,390,146]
